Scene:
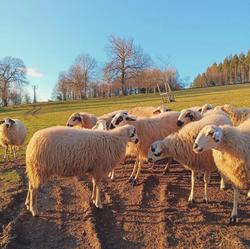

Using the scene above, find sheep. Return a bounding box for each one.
[66,112,97,129]
[193,120,250,224]
[92,119,108,131]
[97,110,128,127]
[200,103,214,114]
[110,111,180,185]
[0,118,27,160]
[25,124,138,216]
[217,104,250,126]
[128,105,171,117]
[148,112,232,203]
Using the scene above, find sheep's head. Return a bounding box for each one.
[109,113,136,129]
[201,103,214,114]
[126,125,139,144]
[193,125,223,153]
[153,105,171,114]
[66,113,82,127]
[177,109,197,127]
[148,139,171,163]
[92,120,107,131]
[0,118,15,128]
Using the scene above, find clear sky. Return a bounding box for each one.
[1,0,250,101]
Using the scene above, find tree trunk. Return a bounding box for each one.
[121,73,127,96]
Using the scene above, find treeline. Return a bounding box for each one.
[192,50,250,88]
[52,36,183,101]
[0,56,31,106]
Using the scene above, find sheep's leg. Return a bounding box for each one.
[4,146,8,160]
[203,171,210,203]
[95,182,103,209]
[188,170,196,203]
[30,186,39,217]
[91,178,96,204]
[229,187,239,225]
[109,169,115,181]
[25,182,31,210]
[247,189,250,200]
[128,159,139,182]
[163,157,173,175]
[131,160,143,186]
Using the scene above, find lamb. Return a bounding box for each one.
[193,120,250,224]
[128,105,171,117]
[0,118,27,159]
[148,112,232,203]
[66,112,97,129]
[218,104,250,126]
[110,111,180,185]
[25,124,138,216]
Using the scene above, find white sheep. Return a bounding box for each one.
[25,124,138,216]
[200,103,214,114]
[193,120,250,224]
[110,111,180,185]
[128,105,171,117]
[0,118,27,159]
[66,112,97,129]
[148,112,232,203]
[218,104,250,126]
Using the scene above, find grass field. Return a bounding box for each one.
[0,83,250,156]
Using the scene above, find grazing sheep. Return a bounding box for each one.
[148,112,232,203]
[25,124,138,216]
[110,111,180,185]
[193,120,250,224]
[128,105,171,117]
[219,104,250,126]
[97,110,128,127]
[0,118,27,159]
[66,112,97,129]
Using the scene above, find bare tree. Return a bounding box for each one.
[104,36,151,95]
[0,57,28,106]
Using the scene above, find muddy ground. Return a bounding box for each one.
[0,160,249,249]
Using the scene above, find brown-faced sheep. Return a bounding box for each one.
[110,111,180,185]
[0,118,27,160]
[128,105,171,117]
[193,119,250,224]
[25,125,138,216]
[148,112,232,203]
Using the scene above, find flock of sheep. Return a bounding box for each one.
[0,103,250,225]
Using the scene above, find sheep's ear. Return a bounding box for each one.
[125,116,136,121]
[0,120,5,124]
[198,108,202,112]
[207,130,214,137]
[153,109,161,114]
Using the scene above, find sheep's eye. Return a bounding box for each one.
[208,131,214,136]
[115,116,123,125]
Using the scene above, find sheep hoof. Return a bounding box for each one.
[31,209,39,217]
[131,179,138,186]
[127,177,134,183]
[188,199,195,204]
[229,216,238,225]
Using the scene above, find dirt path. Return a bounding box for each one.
[1,162,250,249]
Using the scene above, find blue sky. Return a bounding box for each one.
[1,0,250,101]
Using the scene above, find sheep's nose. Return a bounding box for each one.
[135,138,139,144]
[177,120,184,127]
[6,124,9,128]
[148,158,153,163]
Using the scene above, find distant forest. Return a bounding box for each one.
[192,50,250,88]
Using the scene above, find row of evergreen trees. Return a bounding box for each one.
[192,50,250,88]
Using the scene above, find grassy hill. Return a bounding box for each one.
[0,83,250,157]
